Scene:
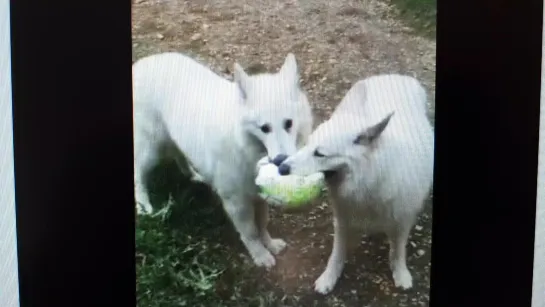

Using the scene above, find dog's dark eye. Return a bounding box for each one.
[260,124,271,134]
[313,149,325,157]
[284,119,293,131]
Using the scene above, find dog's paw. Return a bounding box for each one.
[252,250,276,269]
[266,238,287,255]
[135,188,153,215]
[392,268,413,289]
[135,201,153,215]
[314,270,339,295]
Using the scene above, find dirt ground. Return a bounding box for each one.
[132,0,435,306]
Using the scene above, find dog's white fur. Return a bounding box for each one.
[132,52,313,268]
[280,75,434,294]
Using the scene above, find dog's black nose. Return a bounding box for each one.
[272,154,288,166]
[278,164,291,175]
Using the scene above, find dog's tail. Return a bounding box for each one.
[409,77,429,115]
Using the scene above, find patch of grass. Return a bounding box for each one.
[136,213,225,306]
[388,0,436,38]
[135,162,287,307]
[136,161,228,307]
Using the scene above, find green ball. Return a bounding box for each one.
[256,167,325,208]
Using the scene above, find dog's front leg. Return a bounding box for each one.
[254,197,287,255]
[314,207,349,294]
[221,192,276,268]
[387,216,415,290]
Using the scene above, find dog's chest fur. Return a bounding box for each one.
[327,173,396,233]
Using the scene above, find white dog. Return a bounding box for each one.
[278,75,434,294]
[132,52,313,268]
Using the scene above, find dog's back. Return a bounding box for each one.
[331,75,434,229]
[132,53,243,180]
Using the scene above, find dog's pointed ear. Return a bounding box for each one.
[354,112,395,146]
[280,53,299,86]
[234,62,249,100]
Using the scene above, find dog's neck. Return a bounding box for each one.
[324,168,348,190]
[326,166,373,200]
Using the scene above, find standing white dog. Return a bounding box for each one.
[132,52,313,268]
[278,75,434,294]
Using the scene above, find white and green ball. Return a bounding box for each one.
[255,158,325,208]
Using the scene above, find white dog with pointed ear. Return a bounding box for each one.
[132,52,313,268]
[278,74,434,294]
